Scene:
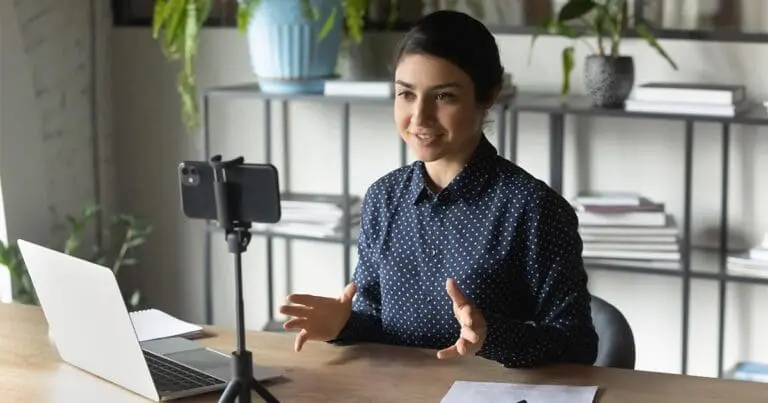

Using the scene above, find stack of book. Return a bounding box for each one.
[624,82,750,117]
[574,192,681,270]
[253,192,362,239]
[726,232,768,278]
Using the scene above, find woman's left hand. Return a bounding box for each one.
[437,278,487,359]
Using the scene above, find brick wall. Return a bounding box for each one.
[7,0,114,244]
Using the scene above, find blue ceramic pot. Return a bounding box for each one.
[245,0,343,94]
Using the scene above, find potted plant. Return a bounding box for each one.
[152,0,399,132]
[0,203,153,310]
[530,0,678,107]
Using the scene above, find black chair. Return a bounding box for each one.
[590,295,636,369]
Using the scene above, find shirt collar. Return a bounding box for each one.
[408,134,497,204]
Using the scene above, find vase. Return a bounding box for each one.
[584,55,635,107]
[245,0,343,94]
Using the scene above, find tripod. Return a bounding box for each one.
[210,155,280,403]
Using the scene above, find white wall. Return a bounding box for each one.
[0,0,114,299]
[110,25,768,379]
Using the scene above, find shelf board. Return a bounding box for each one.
[585,248,768,286]
[510,94,768,125]
[204,83,516,106]
[207,223,358,245]
[586,261,683,278]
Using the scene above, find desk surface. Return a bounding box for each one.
[2,302,767,402]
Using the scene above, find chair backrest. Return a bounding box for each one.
[590,295,636,369]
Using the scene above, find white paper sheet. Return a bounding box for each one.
[441,381,598,403]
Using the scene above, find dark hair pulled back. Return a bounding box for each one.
[393,10,504,106]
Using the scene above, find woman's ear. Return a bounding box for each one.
[485,85,502,108]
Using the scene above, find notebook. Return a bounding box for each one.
[128,308,205,342]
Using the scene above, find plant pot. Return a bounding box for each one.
[584,55,635,108]
[245,0,343,94]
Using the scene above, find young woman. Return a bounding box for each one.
[279,10,598,368]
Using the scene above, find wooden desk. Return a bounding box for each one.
[2,302,766,402]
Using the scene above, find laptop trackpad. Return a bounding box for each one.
[166,347,282,382]
[166,348,232,379]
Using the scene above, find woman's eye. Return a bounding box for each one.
[436,92,454,102]
[397,91,415,101]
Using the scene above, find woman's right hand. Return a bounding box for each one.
[279,283,357,352]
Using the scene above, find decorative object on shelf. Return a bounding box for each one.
[0,203,153,310]
[152,0,398,132]
[529,0,678,107]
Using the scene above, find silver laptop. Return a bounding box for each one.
[17,239,281,401]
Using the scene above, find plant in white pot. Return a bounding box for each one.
[153,0,397,132]
[530,0,678,107]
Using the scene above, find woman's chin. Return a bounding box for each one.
[413,150,445,162]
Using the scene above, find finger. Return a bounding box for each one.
[445,278,470,307]
[461,326,480,343]
[283,317,308,330]
[340,283,357,303]
[436,344,460,360]
[286,293,324,306]
[279,304,313,318]
[457,305,474,328]
[295,329,309,352]
[456,337,468,355]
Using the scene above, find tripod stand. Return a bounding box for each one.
[209,155,280,403]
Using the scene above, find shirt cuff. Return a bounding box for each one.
[477,310,521,365]
[326,310,362,345]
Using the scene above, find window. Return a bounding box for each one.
[112,0,238,26]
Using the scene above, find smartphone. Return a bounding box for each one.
[178,160,281,224]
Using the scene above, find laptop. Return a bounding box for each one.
[17,239,282,401]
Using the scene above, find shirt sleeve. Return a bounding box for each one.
[328,189,392,345]
[477,187,598,367]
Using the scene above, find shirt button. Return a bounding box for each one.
[429,248,436,257]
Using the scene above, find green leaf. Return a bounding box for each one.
[528,21,580,65]
[129,289,142,309]
[300,0,319,21]
[561,46,575,95]
[236,0,262,33]
[558,0,596,22]
[465,0,485,20]
[121,258,139,266]
[317,6,338,43]
[636,24,678,70]
[126,237,147,248]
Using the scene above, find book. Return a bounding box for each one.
[632,82,746,105]
[129,308,204,342]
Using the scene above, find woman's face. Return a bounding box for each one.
[394,53,485,163]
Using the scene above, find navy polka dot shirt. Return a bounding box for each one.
[332,134,598,368]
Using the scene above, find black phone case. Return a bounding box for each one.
[178,161,281,224]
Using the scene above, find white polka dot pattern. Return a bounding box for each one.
[331,135,598,368]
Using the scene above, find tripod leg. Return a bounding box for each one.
[218,379,241,403]
[250,377,280,403]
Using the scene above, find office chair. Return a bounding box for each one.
[590,295,636,369]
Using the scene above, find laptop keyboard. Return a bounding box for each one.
[143,350,224,394]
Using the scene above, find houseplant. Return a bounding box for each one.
[530,0,678,107]
[0,203,153,310]
[152,0,399,132]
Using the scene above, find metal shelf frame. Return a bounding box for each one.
[200,85,513,334]
[200,84,768,379]
[508,93,768,378]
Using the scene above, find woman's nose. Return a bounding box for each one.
[411,100,435,125]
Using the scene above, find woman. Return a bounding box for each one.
[279,10,598,368]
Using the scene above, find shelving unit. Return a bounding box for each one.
[506,93,768,378]
[200,83,768,379]
[200,84,514,332]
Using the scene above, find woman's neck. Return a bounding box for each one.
[424,135,482,191]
